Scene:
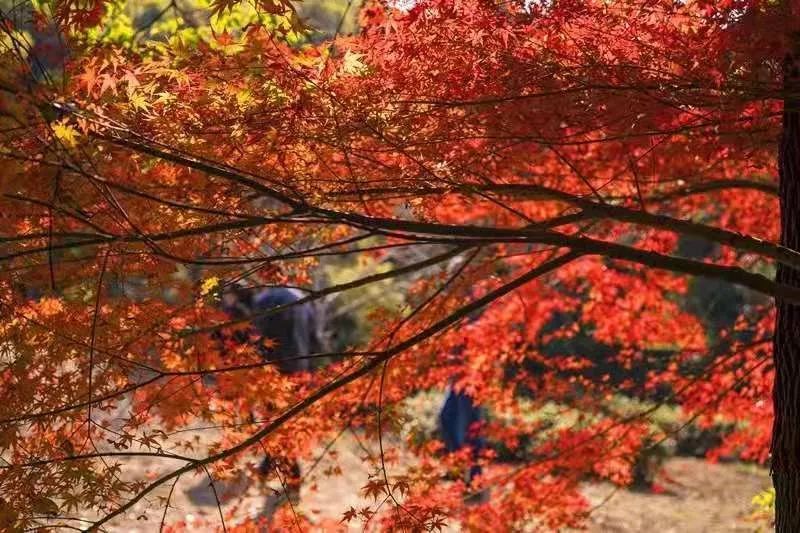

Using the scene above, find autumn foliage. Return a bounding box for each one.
[0,0,797,530]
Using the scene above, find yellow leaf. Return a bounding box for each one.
[52,120,79,148]
[342,51,368,76]
[128,91,150,112]
[154,91,176,105]
[201,276,220,295]
[236,89,253,111]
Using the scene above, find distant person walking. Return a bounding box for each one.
[439,383,485,486]
[249,286,324,373]
[219,284,325,371]
[218,283,325,505]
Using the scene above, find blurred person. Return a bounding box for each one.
[439,384,486,486]
[438,343,489,504]
[216,283,325,506]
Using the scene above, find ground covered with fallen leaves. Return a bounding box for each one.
[102,428,770,532]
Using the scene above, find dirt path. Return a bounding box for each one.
[99,430,771,532]
[580,458,770,533]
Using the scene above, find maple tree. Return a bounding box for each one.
[1,0,800,530]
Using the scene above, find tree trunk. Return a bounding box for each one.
[773,45,800,532]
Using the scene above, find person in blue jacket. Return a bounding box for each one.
[218,283,324,504]
[439,383,486,488]
[250,286,323,373]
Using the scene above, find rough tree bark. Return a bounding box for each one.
[773,40,800,532]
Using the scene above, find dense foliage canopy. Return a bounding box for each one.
[0,0,797,530]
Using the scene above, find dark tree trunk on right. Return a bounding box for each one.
[773,43,800,532]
